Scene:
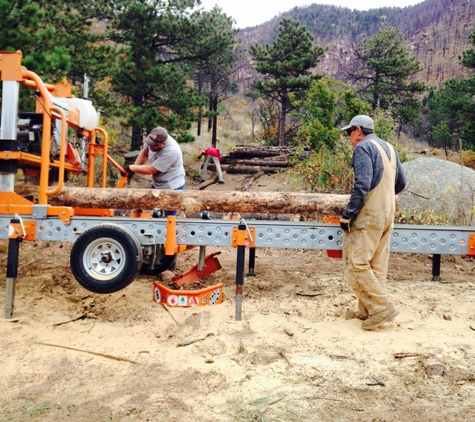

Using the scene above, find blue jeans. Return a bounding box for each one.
[151,184,184,216]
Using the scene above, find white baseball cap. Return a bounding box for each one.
[341,115,374,131]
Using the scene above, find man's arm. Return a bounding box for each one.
[342,147,373,220]
[394,154,407,195]
[129,164,158,175]
[133,148,148,165]
[129,148,159,174]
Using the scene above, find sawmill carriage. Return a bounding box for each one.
[1,51,474,321]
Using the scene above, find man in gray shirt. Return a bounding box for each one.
[340,115,407,330]
[126,127,185,216]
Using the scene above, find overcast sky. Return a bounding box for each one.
[199,0,425,29]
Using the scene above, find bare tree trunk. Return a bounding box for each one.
[43,187,350,215]
[212,95,218,147]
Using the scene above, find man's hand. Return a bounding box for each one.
[340,217,351,232]
[124,165,135,183]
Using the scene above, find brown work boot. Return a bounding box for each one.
[345,309,368,321]
[362,305,400,331]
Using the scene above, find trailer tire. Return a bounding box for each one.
[70,224,143,294]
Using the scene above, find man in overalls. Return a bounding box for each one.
[340,115,407,330]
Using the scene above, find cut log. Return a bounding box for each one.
[215,164,281,174]
[185,211,302,221]
[227,146,294,159]
[220,158,290,167]
[198,175,218,190]
[28,187,350,215]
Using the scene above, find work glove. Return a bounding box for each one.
[124,165,135,183]
[340,217,352,232]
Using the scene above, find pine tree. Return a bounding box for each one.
[347,26,426,129]
[191,7,239,147]
[104,0,238,150]
[249,18,326,146]
[428,28,475,150]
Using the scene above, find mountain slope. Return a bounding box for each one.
[236,0,475,89]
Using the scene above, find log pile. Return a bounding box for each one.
[214,145,304,175]
[206,145,309,191]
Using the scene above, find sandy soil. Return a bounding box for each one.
[1,169,475,422]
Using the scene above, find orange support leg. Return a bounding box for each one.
[171,251,222,287]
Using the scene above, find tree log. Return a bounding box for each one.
[228,147,294,159]
[185,211,302,221]
[220,158,290,167]
[215,164,281,174]
[198,175,218,190]
[28,187,351,215]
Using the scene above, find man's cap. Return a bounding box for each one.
[340,115,374,131]
[144,127,168,147]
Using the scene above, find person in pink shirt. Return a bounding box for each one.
[199,146,224,184]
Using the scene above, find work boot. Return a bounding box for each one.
[362,305,400,331]
[345,309,368,321]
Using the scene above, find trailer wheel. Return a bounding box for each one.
[70,224,143,294]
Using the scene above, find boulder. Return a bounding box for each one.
[398,157,475,225]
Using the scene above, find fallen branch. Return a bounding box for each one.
[406,189,430,199]
[305,395,343,402]
[53,314,87,326]
[161,304,179,325]
[199,175,218,190]
[279,350,292,367]
[394,352,432,359]
[35,342,138,364]
[177,332,214,347]
[261,396,285,414]
[243,171,264,191]
[366,377,385,387]
[296,290,324,297]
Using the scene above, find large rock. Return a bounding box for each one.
[398,157,475,225]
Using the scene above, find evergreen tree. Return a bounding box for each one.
[191,7,239,147]
[0,0,111,82]
[249,18,326,146]
[104,0,238,150]
[292,77,370,152]
[427,28,475,150]
[347,26,426,129]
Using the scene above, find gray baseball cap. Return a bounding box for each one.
[341,115,374,131]
[144,127,168,147]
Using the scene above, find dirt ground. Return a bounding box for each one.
[1,169,475,422]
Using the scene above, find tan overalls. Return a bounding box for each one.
[343,140,397,317]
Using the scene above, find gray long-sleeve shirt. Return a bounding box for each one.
[342,134,407,220]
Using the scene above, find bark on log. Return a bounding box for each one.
[220,158,290,167]
[228,148,293,159]
[198,175,218,190]
[215,164,281,174]
[185,211,302,221]
[37,187,350,215]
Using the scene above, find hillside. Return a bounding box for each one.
[235,0,475,91]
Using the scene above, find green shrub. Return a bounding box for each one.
[176,133,195,143]
[289,138,353,193]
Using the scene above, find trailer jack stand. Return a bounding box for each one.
[4,217,23,318]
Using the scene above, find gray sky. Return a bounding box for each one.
[199,0,425,29]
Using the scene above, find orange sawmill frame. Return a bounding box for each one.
[0,51,130,222]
